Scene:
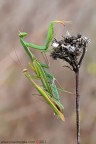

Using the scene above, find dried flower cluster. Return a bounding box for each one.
[50,32,89,72]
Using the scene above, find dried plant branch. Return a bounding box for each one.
[50,32,89,144]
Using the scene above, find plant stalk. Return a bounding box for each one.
[75,70,80,144]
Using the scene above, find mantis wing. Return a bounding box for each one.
[23,70,65,121]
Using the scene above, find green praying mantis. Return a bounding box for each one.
[19,20,71,121]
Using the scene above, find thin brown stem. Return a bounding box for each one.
[78,47,86,67]
[75,70,80,144]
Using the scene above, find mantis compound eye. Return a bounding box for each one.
[19,32,27,37]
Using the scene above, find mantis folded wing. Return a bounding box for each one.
[23,69,64,121]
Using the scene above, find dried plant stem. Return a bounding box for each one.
[51,32,88,143]
[75,70,80,144]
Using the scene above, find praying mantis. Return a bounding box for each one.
[19,20,71,121]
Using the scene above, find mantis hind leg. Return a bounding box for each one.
[41,51,50,67]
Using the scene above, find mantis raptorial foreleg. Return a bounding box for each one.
[19,21,65,51]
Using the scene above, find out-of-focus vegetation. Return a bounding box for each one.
[87,62,96,74]
[0,0,96,144]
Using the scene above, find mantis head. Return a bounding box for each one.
[19,32,27,38]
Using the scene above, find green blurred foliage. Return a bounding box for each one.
[87,62,96,75]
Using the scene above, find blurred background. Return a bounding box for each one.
[0,0,96,143]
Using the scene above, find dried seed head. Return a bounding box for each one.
[50,32,89,71]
